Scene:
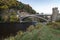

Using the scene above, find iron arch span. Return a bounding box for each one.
[21,15,49,22]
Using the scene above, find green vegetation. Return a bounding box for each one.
[0,0,19,22]
[18,2,36,14]
[0,0,36,22]
[4,23,60,40]
[47,22,60,30]
[0,0,18,10]
[10,15,19,22]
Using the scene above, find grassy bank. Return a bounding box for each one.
[4,23,60,40]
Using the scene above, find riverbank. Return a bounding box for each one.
[4,23,60,40]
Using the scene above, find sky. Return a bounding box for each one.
[18,0,60,14]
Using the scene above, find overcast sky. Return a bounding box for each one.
[18,0,60,14]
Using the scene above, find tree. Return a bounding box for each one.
[0,0,20,22]
[0,0,19,10]
[10,15,19,22]
[18,2,36,14]
[17,2,24,10]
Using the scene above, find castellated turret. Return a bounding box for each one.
[51,7,59,22]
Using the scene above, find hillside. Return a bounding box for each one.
[17,1,36,14]
[0,0,36,22]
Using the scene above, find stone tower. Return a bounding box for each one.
[51,7,59,22]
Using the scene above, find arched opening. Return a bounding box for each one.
[22,17,32,22]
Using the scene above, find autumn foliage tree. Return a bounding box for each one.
[0,0,19,22]
[0,0,36,22]
[0,0,19,10]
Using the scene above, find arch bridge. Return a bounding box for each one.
[20,15,50,23]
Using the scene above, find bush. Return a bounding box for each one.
[10,15,19,22]
[47,22,60,30]
[27,25,35,32]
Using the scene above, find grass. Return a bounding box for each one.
[4,23,60,40]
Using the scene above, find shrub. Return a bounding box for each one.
[47,22,60,30]
[10,15,19,22]
[27,25,35,32]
